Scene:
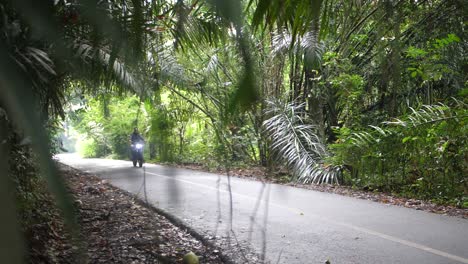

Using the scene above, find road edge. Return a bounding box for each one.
[59,162,239,264]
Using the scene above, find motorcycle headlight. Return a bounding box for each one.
[135,143,143,149]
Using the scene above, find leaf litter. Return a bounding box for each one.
[57,163,227,263]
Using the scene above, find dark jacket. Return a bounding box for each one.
[131,132,144,143]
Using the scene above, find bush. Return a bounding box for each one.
[330,102,467,205]
[78,138,109,158]
[72,96,147,159]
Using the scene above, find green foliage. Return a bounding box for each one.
[330,101,468,204]
[66,1,467,206]
[72,95,147,159]
[406,34,460,83]
[77,138,103,158]
[148,96,176,162]
[330,73,364,125]
[3,5,467,258]
[263,99,340,184]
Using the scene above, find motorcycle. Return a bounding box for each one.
[131,141,144,167]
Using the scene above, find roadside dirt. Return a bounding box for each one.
[57,164,227,263]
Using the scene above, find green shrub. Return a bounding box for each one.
[330,102,467,205]
[77,138,109,158]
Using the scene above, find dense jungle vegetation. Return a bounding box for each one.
[0,0,466,262]
[64,0,467,205]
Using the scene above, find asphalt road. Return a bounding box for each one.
[57,154,468,264]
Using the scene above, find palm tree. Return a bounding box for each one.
[0,1,156,262]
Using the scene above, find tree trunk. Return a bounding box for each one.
[306,69,325,141]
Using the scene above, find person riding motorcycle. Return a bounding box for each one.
[130,127,145,167]
[131,127,144,144]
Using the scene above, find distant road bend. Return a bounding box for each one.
[58,154,468,264]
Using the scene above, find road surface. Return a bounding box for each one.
[58,154,468,264]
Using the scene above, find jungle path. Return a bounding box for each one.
[57,153,468,264]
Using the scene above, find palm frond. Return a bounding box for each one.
[271,30,294,54]
[383,102,462,127]
[350,131,376,146]
[153,46,193,87]
[73,42,143,95]
[272,29,325,69]
[349,102,466,149]
[171,1,228,51]
[2,15,64,118]
[263,99,340,184]
[205,54,219,74]
[0,38,81,261]
[248,0,325,39]
[273,30,324,53]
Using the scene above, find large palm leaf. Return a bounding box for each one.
[263,99,341,184]
[73,42,144,94]
[248,0,333,42]
[171,1,228,51]
[348,101,467,148]
[272,29,325,67]
[0,1,151,261]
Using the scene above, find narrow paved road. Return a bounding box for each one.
[58,154,468,264]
